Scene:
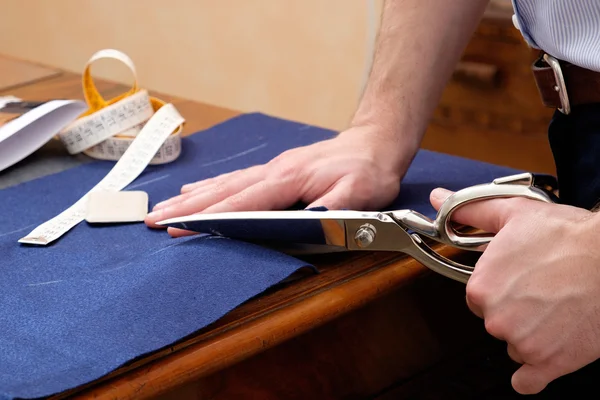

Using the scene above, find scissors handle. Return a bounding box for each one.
[395,172,558,251]
[436,172,557,250]
[403,232,474,283]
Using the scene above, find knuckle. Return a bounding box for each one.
[465,277,487,309]
[506,344,522,363]
[268,160,301,183]
[269,148,297,165]
[484,316,505,339]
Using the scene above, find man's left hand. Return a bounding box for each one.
[430,188,600,395]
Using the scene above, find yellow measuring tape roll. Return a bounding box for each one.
[19,49,186,246]
[58,49,183,164]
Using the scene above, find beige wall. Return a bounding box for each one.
[0,0,383,131]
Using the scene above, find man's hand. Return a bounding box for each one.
[145,126,406,236]
[430,187,600,395]
[144,0,490,235]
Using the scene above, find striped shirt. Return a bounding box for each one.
[512,0,600,72]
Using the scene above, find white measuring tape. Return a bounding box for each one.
[58,49,183,164]
[18,49,185,245]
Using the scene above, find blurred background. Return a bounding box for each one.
[0,0,556,173]
[0,0,382,131]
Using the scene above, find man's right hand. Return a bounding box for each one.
[145,126,408,237]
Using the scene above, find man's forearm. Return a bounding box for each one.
[351,0,490,163]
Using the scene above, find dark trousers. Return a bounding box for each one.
[505,103,600,399]
[549,103,600,210]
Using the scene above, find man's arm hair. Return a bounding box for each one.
[349,0,490,173]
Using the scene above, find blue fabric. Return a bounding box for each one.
[0,112,521,399]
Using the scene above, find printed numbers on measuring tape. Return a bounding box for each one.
[59,90,153,155]
[58,49,183,165]
[18,49,186,245]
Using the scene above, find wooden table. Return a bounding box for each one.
[0,54,61,92]
[0,56,517,399]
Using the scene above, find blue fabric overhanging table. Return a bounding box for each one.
[0,112,520,399]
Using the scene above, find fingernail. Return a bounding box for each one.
[181,184,193,192]
[431,188,452,200]
[153,201,167,209]
[146,208,163,221]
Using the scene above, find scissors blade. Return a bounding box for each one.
[156,210,398,250]
[157,209,475,282]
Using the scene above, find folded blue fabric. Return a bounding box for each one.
[0,113,520,399]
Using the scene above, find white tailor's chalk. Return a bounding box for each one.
[85,191,148,223]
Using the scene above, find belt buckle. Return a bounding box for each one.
[543,53,571,115]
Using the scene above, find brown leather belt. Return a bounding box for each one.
[532,52,600,115]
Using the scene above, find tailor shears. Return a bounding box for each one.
[157,173,558,283]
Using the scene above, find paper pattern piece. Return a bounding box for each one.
[0,99,87,173]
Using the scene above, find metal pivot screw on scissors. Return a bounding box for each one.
[354,224,376,248]
[157,172,559,284]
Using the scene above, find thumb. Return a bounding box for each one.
[511,364,555,395]
[430,187,518,234]
[306,182,354,210]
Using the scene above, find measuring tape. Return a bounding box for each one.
[58,49,183,164]
[18,49,185,245]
